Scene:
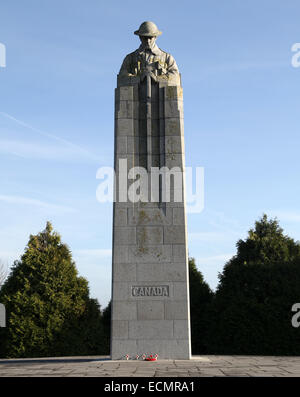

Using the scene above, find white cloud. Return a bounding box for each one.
[0,139,103,163]
[189,232,224,242]
[0,112,105,163]
[0,250,22,266]
[189,231,239,243]
[195,253,234,265]
[0,194,76,213]
[199,60,287,77]
[268,210,300,223]
[206,209,240,230]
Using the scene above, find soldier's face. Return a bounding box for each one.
[140,36,156,50]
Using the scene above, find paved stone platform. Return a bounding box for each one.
[0,355,300,377]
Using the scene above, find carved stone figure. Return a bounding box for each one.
[119,21,180,85]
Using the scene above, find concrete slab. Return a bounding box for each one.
[2,355,300,377]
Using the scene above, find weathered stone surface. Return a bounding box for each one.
[129,320,173,339]
[137,301,165,320]
[113,263,136,282]
[165,85,183,100]
[165,301,189,320]
[115,136,127,154]
[165,118,183,136]
[114,208,128,226]
[164,100,183,118]
[137,226,163,246]
[111,340,138,358]
[136,263,186,282]
[115,118,135,136]
[127,136,167,155]
[165,153,184,169]
[163,225,186,244]
[136,263,169,282]
[111,320,129,339]
[115,100,135,119]
[165,136,184,154]
[137,339,190,359]
[128,245,172,263]
[128,207,172,226]
[112,301,137,320]
[174,320,190,339]
[113,246,128,264]
[112,282,131,301]
[173,282,189,299]
[164,263,187,282]
[173,207,185,225]
[115,86,134,101]
[114,226,136,245]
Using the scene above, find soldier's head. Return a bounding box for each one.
[134,21,162,50]
[139,35,156,50]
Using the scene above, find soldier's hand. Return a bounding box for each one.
[140,70,158,82]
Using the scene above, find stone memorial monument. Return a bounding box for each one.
[111,21,191,359]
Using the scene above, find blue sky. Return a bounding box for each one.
[0,0,300,308]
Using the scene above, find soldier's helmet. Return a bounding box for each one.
[134,21,162,37]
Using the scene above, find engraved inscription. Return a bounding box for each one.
[131,285,169,297]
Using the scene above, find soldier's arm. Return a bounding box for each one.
[119,54,131,75]
[166,54,179,76]
[119,53,136,76]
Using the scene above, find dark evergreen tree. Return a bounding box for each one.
[0,222,106,358]
[188,257,213,354]
[207,214,300,354]
[102,301,111,355]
